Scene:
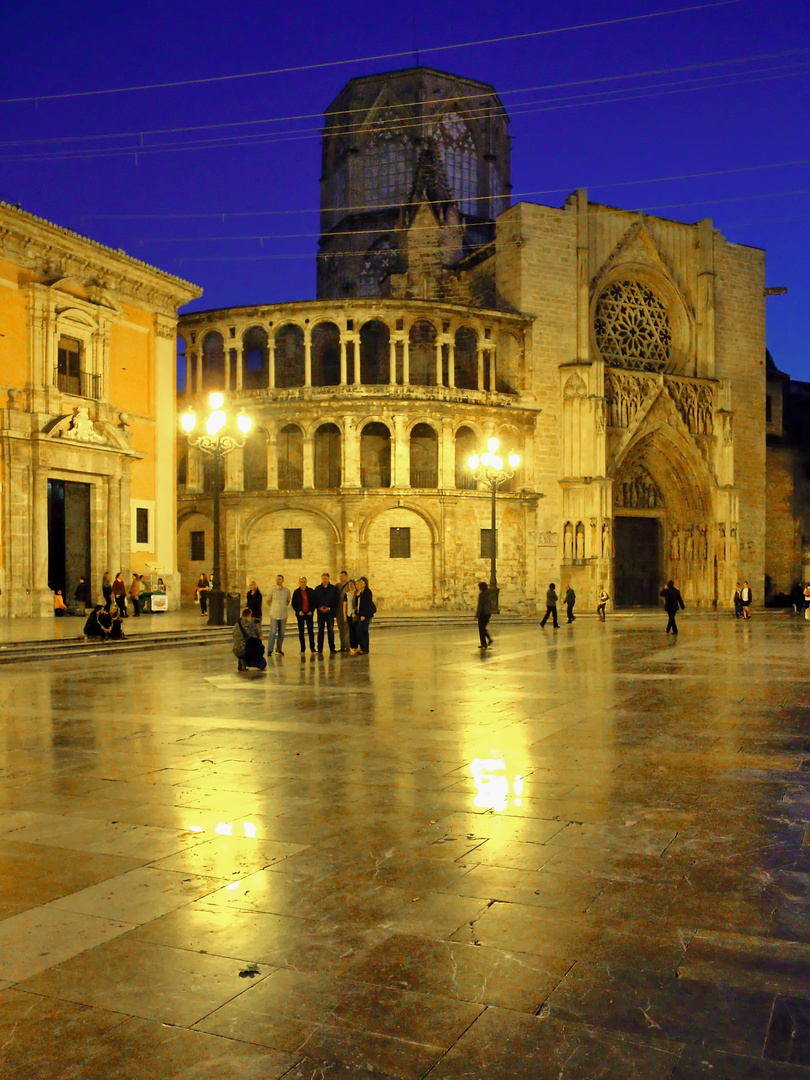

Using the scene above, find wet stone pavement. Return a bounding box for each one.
[0,615,809,1078]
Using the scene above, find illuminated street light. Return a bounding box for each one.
[468,436,520,614]
[179,392,252,625]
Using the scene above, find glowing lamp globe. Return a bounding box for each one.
[237,412,252,435]
[487,437,499,453]
[509,453,520,468]
[209,392,224,410]
[467,454,479,470]
[180,410,196,433]
[206,410,226,436]
[481,452,493,467]
[493,455,503,470]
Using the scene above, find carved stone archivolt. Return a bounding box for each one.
[594,280,672,372]
[666,378,714,435]
[604,369,658,429]
[614,471,664,509]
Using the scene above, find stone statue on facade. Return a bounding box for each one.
[63,407,104,443]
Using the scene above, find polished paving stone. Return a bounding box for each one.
[1,615,810,1077]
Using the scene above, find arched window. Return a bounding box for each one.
[275,325,305,388]
[314,424,342,489]
[177,449,188,488]
[360,422,391,488]
[436,111,478,217]
[243,429,268,491]
[243,326,268,390]
[311,322,341,386]
[278,424,303,490]
[362,130,414,209]
[360,320,390,385]
[358,236,398,297]
[410,423,438,488]
[408,320,437,386]
[177,337,187,394]
[454,327,478,390]
[455,426,478,489]
[201,331,225,391]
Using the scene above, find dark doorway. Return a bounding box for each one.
[614,517,661,606]
[48,480,91,600]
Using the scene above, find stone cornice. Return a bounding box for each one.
[0,202,202,316]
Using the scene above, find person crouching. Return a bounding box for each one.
[233,607,267,671]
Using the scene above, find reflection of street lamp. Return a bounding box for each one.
[468,436,520,614]
[180,392,252,625]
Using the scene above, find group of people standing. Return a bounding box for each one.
[232,571,376,671]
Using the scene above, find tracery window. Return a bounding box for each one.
[594,280,672,372]
[358,237,398,297]
[436,112,478,217]
[362,131,412,209]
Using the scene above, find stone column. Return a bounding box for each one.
[389,339,397,385]
[32,467,51,613]
[107,473,121,576]
[235,344,243,390]
[185,351,192,395]
[448,341,455,388]
[304,330,312,387]
[488,347,496,392]
[477,347,484,390]
[393,415,410,489]
[342,416,360,487]
[302,435,315,489]
[352,338,361,385]
[440,418,455,488]
[339,334,348,385]
[266,427,278,489]
[402,339,410,385]
[268,343,276,389]
[225,349,233,391]
[435,342,443,386]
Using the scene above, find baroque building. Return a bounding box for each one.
[0,202,201,616]
[177,66,766,612]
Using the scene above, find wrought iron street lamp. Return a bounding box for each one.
[180,393,252,626]
[468,436,520,614]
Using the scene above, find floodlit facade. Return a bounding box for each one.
[0,201,201,616]
[177,67,767,612]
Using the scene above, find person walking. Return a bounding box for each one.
[732,582,743,618]
[345,579,360,653]
[564,584,576,623]
[476,581,493,649]
[246,579,263,623]
[355,576,375,654]
[74,576,91,612]
[313,572,339,654]
[291,576,316,655]
[112,572,127,617]
[596,586,609,620]
[336,570,351,652]
[540,583,559,628]
[740,580,753,620]
[129,572,142,617]
[267,574,291,655]
[660,580,685,635]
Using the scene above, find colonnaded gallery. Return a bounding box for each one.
[176,65,775,613]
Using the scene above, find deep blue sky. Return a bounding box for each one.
[1,0,808,377]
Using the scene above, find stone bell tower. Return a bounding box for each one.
[317,67,511,300]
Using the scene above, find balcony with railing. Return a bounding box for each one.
[57,371,101,400]
[410,468,439,489]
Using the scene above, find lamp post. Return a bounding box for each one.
[468,437,520,614]
[180,393,252,626]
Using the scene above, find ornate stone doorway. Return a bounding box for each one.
[614,517,661,606]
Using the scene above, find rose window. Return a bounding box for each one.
[594,280,672,372]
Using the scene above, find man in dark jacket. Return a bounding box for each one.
[355,576,375,654]
[313,572,339,654]
[564,584,576,623]
[660,580,685,634]
[246,580,263,623]
[291,576,317,655]
[540,583,559,628]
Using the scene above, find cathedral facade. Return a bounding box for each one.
[177,66,766,612]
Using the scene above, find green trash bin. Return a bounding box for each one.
[226,593,241,625]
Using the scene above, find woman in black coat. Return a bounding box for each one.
[354,577,375,654]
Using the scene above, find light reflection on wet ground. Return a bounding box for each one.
[0,616,809,1078]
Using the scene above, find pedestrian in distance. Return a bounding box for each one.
[732,582,743,618]
[596,586,609,620]
[476,581,493,649]
[354,576,376,654]
[336,570,351,652]
[345,579,360,653]
[195,573,210,616]
[129,572,141,616]
[83,605,108,641]
[540,583,559,628]
[740,580,753,620]
[291,576,316,655]
[267,574,291,655]
[74,576,91,612]
[112,572,127,617]
[313,572,339,654]
[660,580,685,635]
[101,571,113,612]
[246,579,263,623]
[564,584,576,623]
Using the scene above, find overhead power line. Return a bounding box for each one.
[0,0,746,105]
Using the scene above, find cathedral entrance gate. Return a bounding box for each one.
[47,479,91,601]
[614,517,661,606]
